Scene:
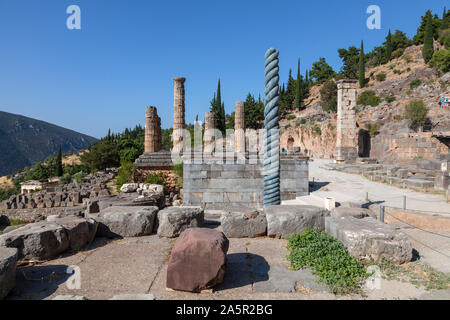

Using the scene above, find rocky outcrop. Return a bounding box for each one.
[96,206,158,238]
[265,205,329,239]
[325,216,413,264]
[0,247,17,299]
[166,228,229,292]
[157,206,204,238]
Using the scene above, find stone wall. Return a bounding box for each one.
[371,131,446,163]
[183,156,309,209]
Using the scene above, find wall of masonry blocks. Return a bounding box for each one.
[183,156,309,209]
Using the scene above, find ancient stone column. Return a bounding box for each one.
[172,77,186,152]
[204,112,216,153]
[335,79,358,163]
[234,101,245,153]
[144,106,161,153]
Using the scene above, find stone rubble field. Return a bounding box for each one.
[1,184,449,300]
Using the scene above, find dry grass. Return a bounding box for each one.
[0,175,14,189]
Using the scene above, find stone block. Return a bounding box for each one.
[166,228,229,292]
[221,209,266,238]
[0,247,18,299]
[325,216,412,264]
[97,206,158,237]
[157,206,204,238]
[265,205,329,239]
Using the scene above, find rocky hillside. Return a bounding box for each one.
[280,45,450,163]
[0,111,97,176]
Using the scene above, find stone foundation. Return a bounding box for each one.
[183,155,309,209]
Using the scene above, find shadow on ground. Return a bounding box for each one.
[8,265,74,300]
[309,181,330,192]
[215,253,269,291]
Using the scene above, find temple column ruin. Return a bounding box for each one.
[172,77,186,153]
[335,79,358,163]
[234,101,246,153]
[204,112,216,153]
[144,106,161,153]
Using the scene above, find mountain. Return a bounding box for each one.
[0,110,98,176]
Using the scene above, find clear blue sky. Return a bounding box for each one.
[0,0,447,138]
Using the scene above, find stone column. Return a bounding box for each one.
[204,112,216,153]
[234,101,245,153]
[172,77,186,152]
[335,79,358,163]
[144,106,161,153]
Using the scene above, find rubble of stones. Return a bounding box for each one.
[0,169,118,212]
[0,181,415,299]
[323,155,450,192]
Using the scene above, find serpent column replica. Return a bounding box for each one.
[263,48,281,206]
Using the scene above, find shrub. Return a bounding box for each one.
[393,69,404,75]
[116,161,135,191]
[287,228,367,294]
[286,114,296,121]
[429,50,450,73]
[59,173,73,185]
[313,124,321,136]
[407,67,411,72]
[320,80,338,113]
[409,79,422,90]
[375,73,386,82]
[173,162,183,188]
[404,100,428,130]
[393,115,404,121]
[357,90,381,107]
[403,55,413,63]
[296,118,307,126]
[144,173,166,186]
[392,47,405,59]
[385,95,396,103]
[369,123,379,137]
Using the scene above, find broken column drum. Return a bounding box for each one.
[144,106,161,153]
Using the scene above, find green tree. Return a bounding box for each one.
[359,40,365,88]
[210,79,226,134]
[337,46,360,79]
[429,49,450,73]
[80,140,120,170]
[55,145,63,177]
[294,59,303,110]
[414,10,441,44]
[442,7,449,29]
[320,80,338,113]
[386,30,393,61]
[423,13,435,63]
[244,93,264,129]
[310,57,335,84]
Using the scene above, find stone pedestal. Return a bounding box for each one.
[335,79,358,163]
[144,106,161,153]
[234,101,245,153]
[172,77,186,153]
[204,112,216,153]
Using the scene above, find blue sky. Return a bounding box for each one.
[0,0,447,138]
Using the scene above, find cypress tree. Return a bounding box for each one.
[294,59,302,110]
[386,30,393,61]
[56,145,63,177]
[442,7,448,30]
[423,13,434,63]
[359,40,365,88]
